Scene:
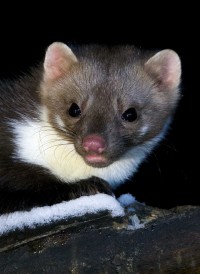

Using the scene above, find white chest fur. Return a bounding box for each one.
[10,115,165,188]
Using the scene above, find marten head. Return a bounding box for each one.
[40,42,181,169]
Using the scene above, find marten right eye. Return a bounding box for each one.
[121,108,137,122]
[68,103,81,117]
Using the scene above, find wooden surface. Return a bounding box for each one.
[0,202,200,273]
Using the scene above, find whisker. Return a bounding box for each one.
[148,151,162,176]
[160,137,177,152]
[39,142,71,153]
[35,120,77,138]
[62,147,77,163]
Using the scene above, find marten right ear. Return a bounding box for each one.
[43,42,78,82]
[145,49,181,90]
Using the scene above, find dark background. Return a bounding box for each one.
[0,8,198,208]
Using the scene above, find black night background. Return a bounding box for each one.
[0,8,198,209]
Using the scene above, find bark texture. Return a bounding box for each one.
[0,202,200,274]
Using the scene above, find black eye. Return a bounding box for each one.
[121,108,137,122]
[68,103,81,117]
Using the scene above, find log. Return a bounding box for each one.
[0,202,200,274]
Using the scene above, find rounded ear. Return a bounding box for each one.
[43,42,78,82]
[145,49,181,90]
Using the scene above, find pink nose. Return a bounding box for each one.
[82,135,106,154]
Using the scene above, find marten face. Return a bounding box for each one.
[41,44,180,168]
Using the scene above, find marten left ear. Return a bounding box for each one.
[43,42,78,82]
[145,49,181,90]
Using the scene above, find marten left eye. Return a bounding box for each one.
[121,108,137,122]
[68,103,81,117]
